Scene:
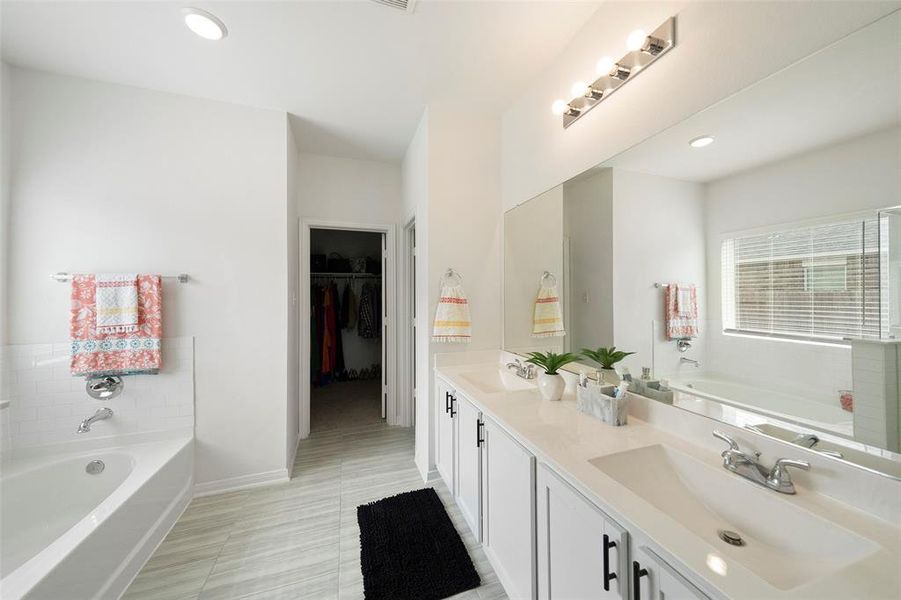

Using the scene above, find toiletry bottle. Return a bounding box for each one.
[621,367,633,383]
[641,367,651,380]
[579,373,588,388]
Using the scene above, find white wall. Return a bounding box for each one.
[296,153,402,224]
[504,185,564,354]
[0,62,10,345]
[286,119,300,466]
[501,1,898,210]
[704,127,900,402]
[403,105,503,480]
[402,111,432,477]
[564,169,614,354]
[7,67,291,488]
[611,169,706,377]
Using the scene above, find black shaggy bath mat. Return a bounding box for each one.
[357,487,481,600]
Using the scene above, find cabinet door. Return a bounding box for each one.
[537,464,628,600]
[455,394,482,540]
[435,378,456,493]
[632,546,709,600]
[482,417,536,600]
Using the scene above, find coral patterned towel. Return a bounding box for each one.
[70,274,162,376]
[664,283,699,340]
[532,283,565,338]
[432,283,471,343]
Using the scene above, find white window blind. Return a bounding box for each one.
[722,218,881,343]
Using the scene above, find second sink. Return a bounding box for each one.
[457,368,535,394]
[589,444,878,590]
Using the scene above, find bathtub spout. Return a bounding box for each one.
[77,407,114,433]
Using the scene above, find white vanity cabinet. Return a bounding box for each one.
[481,416,536,600]
[631,546,709,600]
[436,378,456,492]
[537,464,629,600]
[455,393,483,540]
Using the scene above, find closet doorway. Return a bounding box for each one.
[299,220,397,438]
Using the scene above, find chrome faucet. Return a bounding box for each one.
[680,357,700,368]
[713,430,809,494]
[506,358,536,380]
[77,407,114,433]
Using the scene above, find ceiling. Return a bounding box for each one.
[0,0,600,162]
[600,10,900,183]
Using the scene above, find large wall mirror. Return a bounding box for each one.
[504,12,901,478]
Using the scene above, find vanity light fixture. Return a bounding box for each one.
[689,135,715,148]
[183,7,228,40]
[553,16,676,128]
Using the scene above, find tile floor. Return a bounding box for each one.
[123,420,505,599]
[310,380,383,433]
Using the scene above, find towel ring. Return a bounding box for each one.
[443,268,463,286]
[540,271,557,286]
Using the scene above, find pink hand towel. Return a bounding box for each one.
[664,283,698,340]
[70,274,162,376]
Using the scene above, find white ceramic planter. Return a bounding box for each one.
[538,373,565,401]
[600,368,621,385]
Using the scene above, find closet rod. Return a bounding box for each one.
[311,272,380,278]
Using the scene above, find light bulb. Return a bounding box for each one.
[689,135,715,148]
[626,29,647,52]
[551,100,569,116]
[570,81,589,98]
[596,56,615,76]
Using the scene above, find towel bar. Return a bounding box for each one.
[51,272,190,283]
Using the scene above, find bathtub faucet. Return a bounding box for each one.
[680,357,700,368]
[77,407,114,433]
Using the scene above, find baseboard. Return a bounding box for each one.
[193,468,290,497]
[102,476,193,599]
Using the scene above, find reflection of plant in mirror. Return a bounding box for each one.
[524,351,580,375]
[581,347,635,369]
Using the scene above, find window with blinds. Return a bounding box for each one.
[721,218,881,343]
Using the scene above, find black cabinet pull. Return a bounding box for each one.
[476,418,485,447]
[449,395,457,418]
[445,391,451,414]
[603,534,617,591]
[632,561,648,600]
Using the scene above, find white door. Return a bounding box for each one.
[435,378,456,492]
[537,464,628,600]
[632,546,709,600]
[455,394,482,540]
[482,416,536,600]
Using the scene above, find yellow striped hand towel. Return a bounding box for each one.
[432,283,471,343]
[532,283,565,338]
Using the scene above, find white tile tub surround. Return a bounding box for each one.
[0,337,194,451]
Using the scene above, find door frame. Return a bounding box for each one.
[400,215,416,429]
[299,218,399,438]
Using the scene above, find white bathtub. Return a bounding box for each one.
[0,432,192,600]
[667,374,853,437]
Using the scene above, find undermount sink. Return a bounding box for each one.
[457,368,535,394]
[589,445,878,590]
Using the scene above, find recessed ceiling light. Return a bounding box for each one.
[183,8,227,41]
[689,135,714,148]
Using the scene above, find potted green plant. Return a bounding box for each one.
[580,346,636,384]
[524,351,580,401]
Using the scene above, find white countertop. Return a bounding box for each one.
[436,361,901,600]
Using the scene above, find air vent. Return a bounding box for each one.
[370,0,417,13]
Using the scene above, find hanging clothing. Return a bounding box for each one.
[311,284,323,382]
[358,282,381,339]
[330,282,345,375]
